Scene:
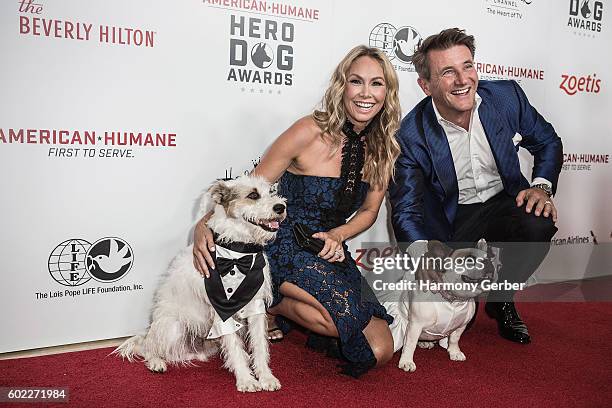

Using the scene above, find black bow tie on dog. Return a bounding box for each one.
[204,243,266,322]
[216,254,263,277]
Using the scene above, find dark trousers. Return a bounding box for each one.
[450,192,558,302]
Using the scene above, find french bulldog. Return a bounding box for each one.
[396,239,498,372]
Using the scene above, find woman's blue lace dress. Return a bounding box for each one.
[265,171,393,367]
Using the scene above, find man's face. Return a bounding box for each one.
[417,45,478,123]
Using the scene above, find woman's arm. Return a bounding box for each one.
[314,187,386,261]
[252,116,318,181]
[193,116,317,276]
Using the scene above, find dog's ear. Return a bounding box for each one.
[427,240,453,258]
[476,238,487,253]
[208,180,232,206]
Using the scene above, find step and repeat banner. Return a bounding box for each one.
[1,0,610,352]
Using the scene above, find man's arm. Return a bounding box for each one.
[510,80,563,194]
[505,80,562,221]
[388,137,429,243]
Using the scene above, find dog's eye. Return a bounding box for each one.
[247,191,260,200]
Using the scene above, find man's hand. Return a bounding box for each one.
[193,214,216,278]
[515,187,557,222]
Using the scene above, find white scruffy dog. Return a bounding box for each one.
[393,240,498,373]
[115,176,286,392]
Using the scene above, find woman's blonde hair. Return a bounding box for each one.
[312,45,401,190]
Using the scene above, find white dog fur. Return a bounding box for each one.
[389,240,498,372]
[114,176,286,392]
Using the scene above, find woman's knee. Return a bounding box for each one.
[371,338,394,366]
[363,318,394,366]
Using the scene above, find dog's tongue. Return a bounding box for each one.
[268,220,280,229]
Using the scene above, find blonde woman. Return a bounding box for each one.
[194,45,401,376]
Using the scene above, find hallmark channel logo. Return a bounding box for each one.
[48,237,134,287]
[568,0,603,36]
[559,73,601,95]
[369,23,421,73]
[227,15,294,86]
[483,0,532,20]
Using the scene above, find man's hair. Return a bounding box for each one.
[412,28,476,80]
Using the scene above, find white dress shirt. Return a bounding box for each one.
[432,93,551,204]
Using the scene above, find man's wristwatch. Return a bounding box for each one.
[532,183,553,197]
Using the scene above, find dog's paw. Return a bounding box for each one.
[258,374,281,391]
[398,359,417,372]
[236,376,261,393]
[449,350,466,361]
[145,358,167,373]
[417,341,435,349]
[438,337,449,349]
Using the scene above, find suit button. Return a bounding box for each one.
[230,271,235,276]
[227,288,233,293]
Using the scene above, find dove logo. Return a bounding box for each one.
[85,237,134,282]
[393,26,421,64]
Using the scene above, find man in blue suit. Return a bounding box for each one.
[389,28,562,344]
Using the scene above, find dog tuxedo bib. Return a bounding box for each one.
[204,240,266,339]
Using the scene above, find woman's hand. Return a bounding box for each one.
[312,229,345,263]
[193,214,216,278]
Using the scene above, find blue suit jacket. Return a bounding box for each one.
[389,80,563,243]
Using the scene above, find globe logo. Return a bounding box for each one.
[48,239,93,287]
[251,43,274,69]
[370,23,422,69]
[86,237,134,283]
[393,26,421,64]
[369,23,397,60]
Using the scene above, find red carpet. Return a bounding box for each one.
[2,302,612,408]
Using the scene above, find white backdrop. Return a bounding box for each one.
[1,0,610,353]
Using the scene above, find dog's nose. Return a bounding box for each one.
[273,204,285,214]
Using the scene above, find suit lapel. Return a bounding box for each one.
[478,98,521,193]
[422,101,458,223]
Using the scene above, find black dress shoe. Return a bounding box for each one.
[485,302,531,344]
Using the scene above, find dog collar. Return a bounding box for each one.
[212,231,264,254]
